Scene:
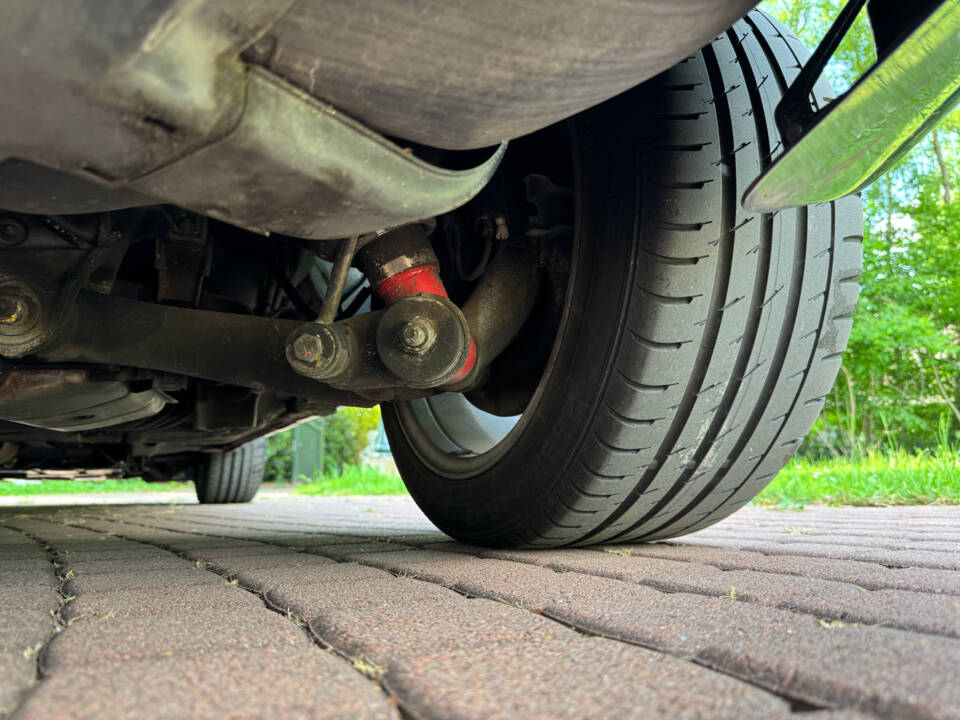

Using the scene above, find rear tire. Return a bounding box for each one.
[195,438,266,504]
[384,10,863,546]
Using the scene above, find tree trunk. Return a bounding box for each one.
[931,129,953,204]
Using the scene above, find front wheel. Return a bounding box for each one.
[384,10,863,547]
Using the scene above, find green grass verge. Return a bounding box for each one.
[294,465,407,496]
[754,449,960,508]
[7,450,957,507]
[294,451,960,506]
[0,477,190,496]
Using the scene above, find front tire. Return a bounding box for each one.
[385,10,862,547]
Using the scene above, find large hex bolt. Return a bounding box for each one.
[285,323,350,380]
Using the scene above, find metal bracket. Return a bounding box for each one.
[774,0,868,148]
[743,0,960,213]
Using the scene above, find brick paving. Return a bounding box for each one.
[0,497,958,719]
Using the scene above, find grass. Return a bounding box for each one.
[293,450,960,507]
[5,449,958,507]
[754,448,960,508]
[294,465,407,496]
[0,477,189,496]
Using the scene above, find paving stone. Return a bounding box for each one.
[227,567,793,720]
[676,536,960,569]
[0,604,57,714]
[182,543,330,561]
[689,529,960,553]
[46,610,308,667]
[52,546,174,563]
[14,647,398,720]
[61,556,192,576]
[387,636,790,720]
[305,541,416,561]
[64,582,264,620]
[0,650,37,716]
[0,570,62,595]
[0,553,55,573]
[63,568,222,595]
[199,553,337,575]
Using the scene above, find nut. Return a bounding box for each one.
[398,316,436,354]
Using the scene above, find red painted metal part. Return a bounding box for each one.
[447,337,477,385]
[373,264,477,383]
[374,265,448,306]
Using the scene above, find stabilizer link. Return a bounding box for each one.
[285,224,476,392]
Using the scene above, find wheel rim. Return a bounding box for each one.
[395,379,542,479]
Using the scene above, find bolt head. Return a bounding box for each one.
[287,324,350,380]
[398,317,436,354]
[292,333,321,363]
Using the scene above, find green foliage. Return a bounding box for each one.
[322,407,381,473]
[264,428,293,484]
[264,406,382,483]
[293,464,406,496]
[755,445,960,508]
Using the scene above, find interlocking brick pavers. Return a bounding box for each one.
[208,555,797,720]
[3,500,959,720]
[340,550,960,719]
[13,648,398,720]
[0,527,60,716]
[61,516,799,719]
[428,545,960,637]
[607,543,960,595]
[66,583,264,620]
[0,516,398,720]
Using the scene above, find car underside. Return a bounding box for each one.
[1,0,956,543]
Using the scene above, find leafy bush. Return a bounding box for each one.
[263,406,381,483]
[322,407,381,474]
[264,428,293,484]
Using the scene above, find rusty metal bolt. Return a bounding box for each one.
[398,316,436,354]
[292,333,322,363]
[286,323,350,380]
